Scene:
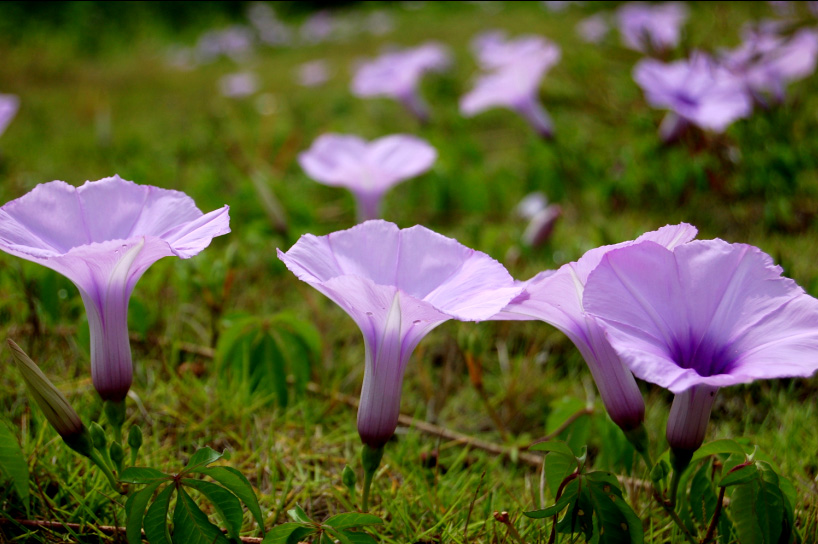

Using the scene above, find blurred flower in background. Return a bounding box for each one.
[219,72,260,98]
[0,94,19,137]
[617,2,688,54]
[297,60,331,87]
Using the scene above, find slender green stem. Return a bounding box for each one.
[361,444,384,512]
[702,486,726,544]
[668,469,683,509]
[88,450,124,494]
[652,488,698,544]
[104,400,126,445]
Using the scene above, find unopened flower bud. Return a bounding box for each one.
[8,339,92,457]
[89,422,107,450]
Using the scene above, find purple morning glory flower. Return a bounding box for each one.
[351,42,451,121]
[298,134,437,222]
[460,48,560,138]
[584,239,818,460]
[0,94,19,137]
[633,52,753,140]
[494,224,697,436]
[514,192,561,248]
[617,2,688,54]
[0,176,230,402]
[722,26,818,103]
[277,220,521,448]
[219,72,259,98]
[297,60,331,87]
[577,14,610,44]
[472,31,561,71]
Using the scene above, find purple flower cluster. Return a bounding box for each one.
[461,31,561,138]
[617,2,689,54]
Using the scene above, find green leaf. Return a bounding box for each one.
[182,447,225,474]
[324,527,354,544]
[288,504,312,524]
[323,513,383,530]
[587,482,632,544]
[545,397,591,455]
[125,481,162,544]
[338,530,378,544]
[172,487,229,544]
[689,462,717,525]
[262,523,316,544]
[196,466,265,534]
[525,477,579,519]
[691,439,747,463]
[144,484,174,544]
[530,439,577,458]
[545,451,578,498]
[120,467,172,484]
[0,420,29,510]
[557,480,594,541]
[720,464,758,487]
[730,471,785,544]
[183,479,244,541]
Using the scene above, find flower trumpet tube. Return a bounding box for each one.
[0,176,231,408]
[494,223,698,459]
[278,220,521,507]
[583,239,818,480]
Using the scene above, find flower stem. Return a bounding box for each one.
[361,444,384,511]
[88,449,124,494]
[702,485,726,544]
[104,400,126,445]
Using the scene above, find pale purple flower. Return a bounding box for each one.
[197,26,255,63]
[460,52,558,138]
[584,239,818,457]
[300,11,336,44]
[722,27,818,102]
[219,72,259,98]
[0,94,19,137]
[298,134,436,222]
[352,42,452,121]
[247,3,293,46]
[617,2,688,54]
[494,224,698,433]
[0,176,230,401]
[514,192,561,247]
[634,52,753,139]
[277,220,521,447]
[297,60,331,87]
[577,14,610,44]
[472,31,561,71]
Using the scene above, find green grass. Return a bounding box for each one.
[2,2,818,542]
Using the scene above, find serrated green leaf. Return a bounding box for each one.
[288,504,312,524]
[120,467,172,484]
[172,487,229,544]
[182,447,225,474]
[262,523,316,544]
[720,464,758,487]
[183,479,243,541]
[0,420,29,510]
[691,439,746,463]
[196,466,265,534]
[126,481,162,544]
[144,484,174,544]
[338,530,378,544]
[525,477,579,519]
[323,513,383,530]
